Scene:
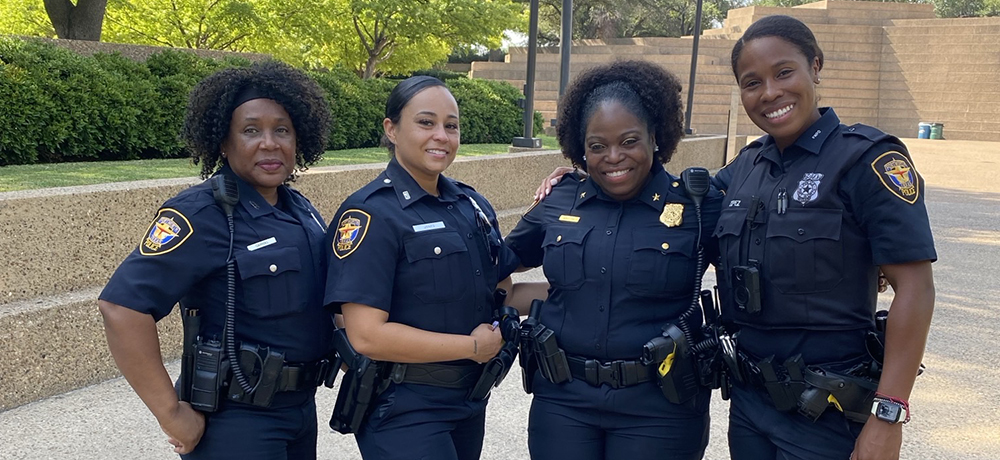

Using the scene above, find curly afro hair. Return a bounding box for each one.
[182,60,332,180]
[556,60,684,171]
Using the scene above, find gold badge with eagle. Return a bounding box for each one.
[333,209,371,259]
[871,151,919,204]
[659,203,684,227]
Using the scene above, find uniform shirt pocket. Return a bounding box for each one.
[541,225,591,290]
[714,207,748,273]
[765,208,844,294]
[402,231,471,303]
[235,246,303,318]
[626,228,697,298]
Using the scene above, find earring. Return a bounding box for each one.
[815,77,821,84]
[654,145,660,152]
[582,154,587,161]
[221,152,227,158]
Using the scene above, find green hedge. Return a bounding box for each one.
[0,37,542,166]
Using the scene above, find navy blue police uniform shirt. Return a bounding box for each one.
[505,162,723,361]
[712,108,936,365]
[100,166,333,364]
[323,158,518,343]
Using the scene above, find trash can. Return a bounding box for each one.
[917,122,932,139]
[930,123,944,140]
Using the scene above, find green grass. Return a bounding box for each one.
[0,135,558,192]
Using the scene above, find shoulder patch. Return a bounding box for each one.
[140,208,193,256]
[333,209,371,259]
[871,151,919,204]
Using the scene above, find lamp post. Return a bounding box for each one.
[559,0,572,98]
[512,0,542,149]
[684,0,704,135]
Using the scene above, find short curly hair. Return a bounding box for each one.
[556,60,684,171]
[182,60,332,180]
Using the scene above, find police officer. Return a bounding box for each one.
[323,76,520,460]
[714,15,936,460]
[99,61,334,459]
[505,60,723,460]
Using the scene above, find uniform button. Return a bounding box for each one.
[434,247,442,255]
[600,267,607,274]
[606,230,613,235]
[475,270,481,276]
[754,238,761,245]
[477,306,482,311]
[661,242,669,250]
[269,264,277,273]
[599,305,605,312]
[595,344,601,350]
[383,178,391,184]
[556,235,562,242]
[718,225,724,232]
[797,228,805,235]
[467,233,474,239]
[447,204,454,209]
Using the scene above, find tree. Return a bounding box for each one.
[342,0,523,78]
[43,0,107,40]
[530,0,730,44]
[0,0,56,37]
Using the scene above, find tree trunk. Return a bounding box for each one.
[44,0,108,41]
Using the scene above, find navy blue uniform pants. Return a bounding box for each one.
[527,374,710,460]
[182,396,317,460]
[728,384,864,460]
[356,383,488,460]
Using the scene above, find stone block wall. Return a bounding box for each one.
[473,1,1000,142]
[0,140,728,411]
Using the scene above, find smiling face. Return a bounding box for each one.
[383,85,460,194]
[221,98,297,204]
[584,100,655,201]
[736,36,822,151]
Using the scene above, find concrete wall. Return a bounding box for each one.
[473,1,1000,142]
[0,139,729,411]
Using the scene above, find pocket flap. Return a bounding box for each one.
[403,231,467,263]
[714,207,748,238]
[236,246,301,279]
[766,208,842,243]
[632,228,696,257]
[542,225,591,247]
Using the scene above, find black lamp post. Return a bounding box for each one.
[684,0,704,135]
[512,0,542,148]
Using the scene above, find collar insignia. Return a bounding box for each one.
[793,173,824,205]
[871,151,919,204]
[652,193,661,201]
[580,191,587,199]
[660,203,684,228]
[140,208,193,256]
[334,209,371,259]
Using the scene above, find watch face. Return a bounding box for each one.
[877,402,901,422]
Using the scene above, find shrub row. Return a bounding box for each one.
[0,37,543,166]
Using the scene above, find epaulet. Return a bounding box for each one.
[843,124,892,143]
[450,177,477,193]
[162,180,217,214]
[353,174,394,201]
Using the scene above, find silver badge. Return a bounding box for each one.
[792,173,824,205]
[402,190,411,200]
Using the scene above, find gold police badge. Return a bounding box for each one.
[659,203,684,228]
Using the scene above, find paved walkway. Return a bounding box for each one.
[1,138,998,459]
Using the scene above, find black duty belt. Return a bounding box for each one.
[276,359,332,392]
[390,363,484,389]
[566,355,654,389]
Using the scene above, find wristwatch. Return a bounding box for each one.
[871,397,908,424]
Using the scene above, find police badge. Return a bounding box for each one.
[792,173,824,206]
[333,209,371,259]
[659,203,684,227]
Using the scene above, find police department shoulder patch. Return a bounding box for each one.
[871,151,919,204]
[333,209,371,259]
[140,208,193,256]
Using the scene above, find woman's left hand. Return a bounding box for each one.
[534,166,578,201]
[850,416,902,460]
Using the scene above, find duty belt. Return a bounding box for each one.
[566,355,654,389]
[277,359,333,392]
[389,363,484,389]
